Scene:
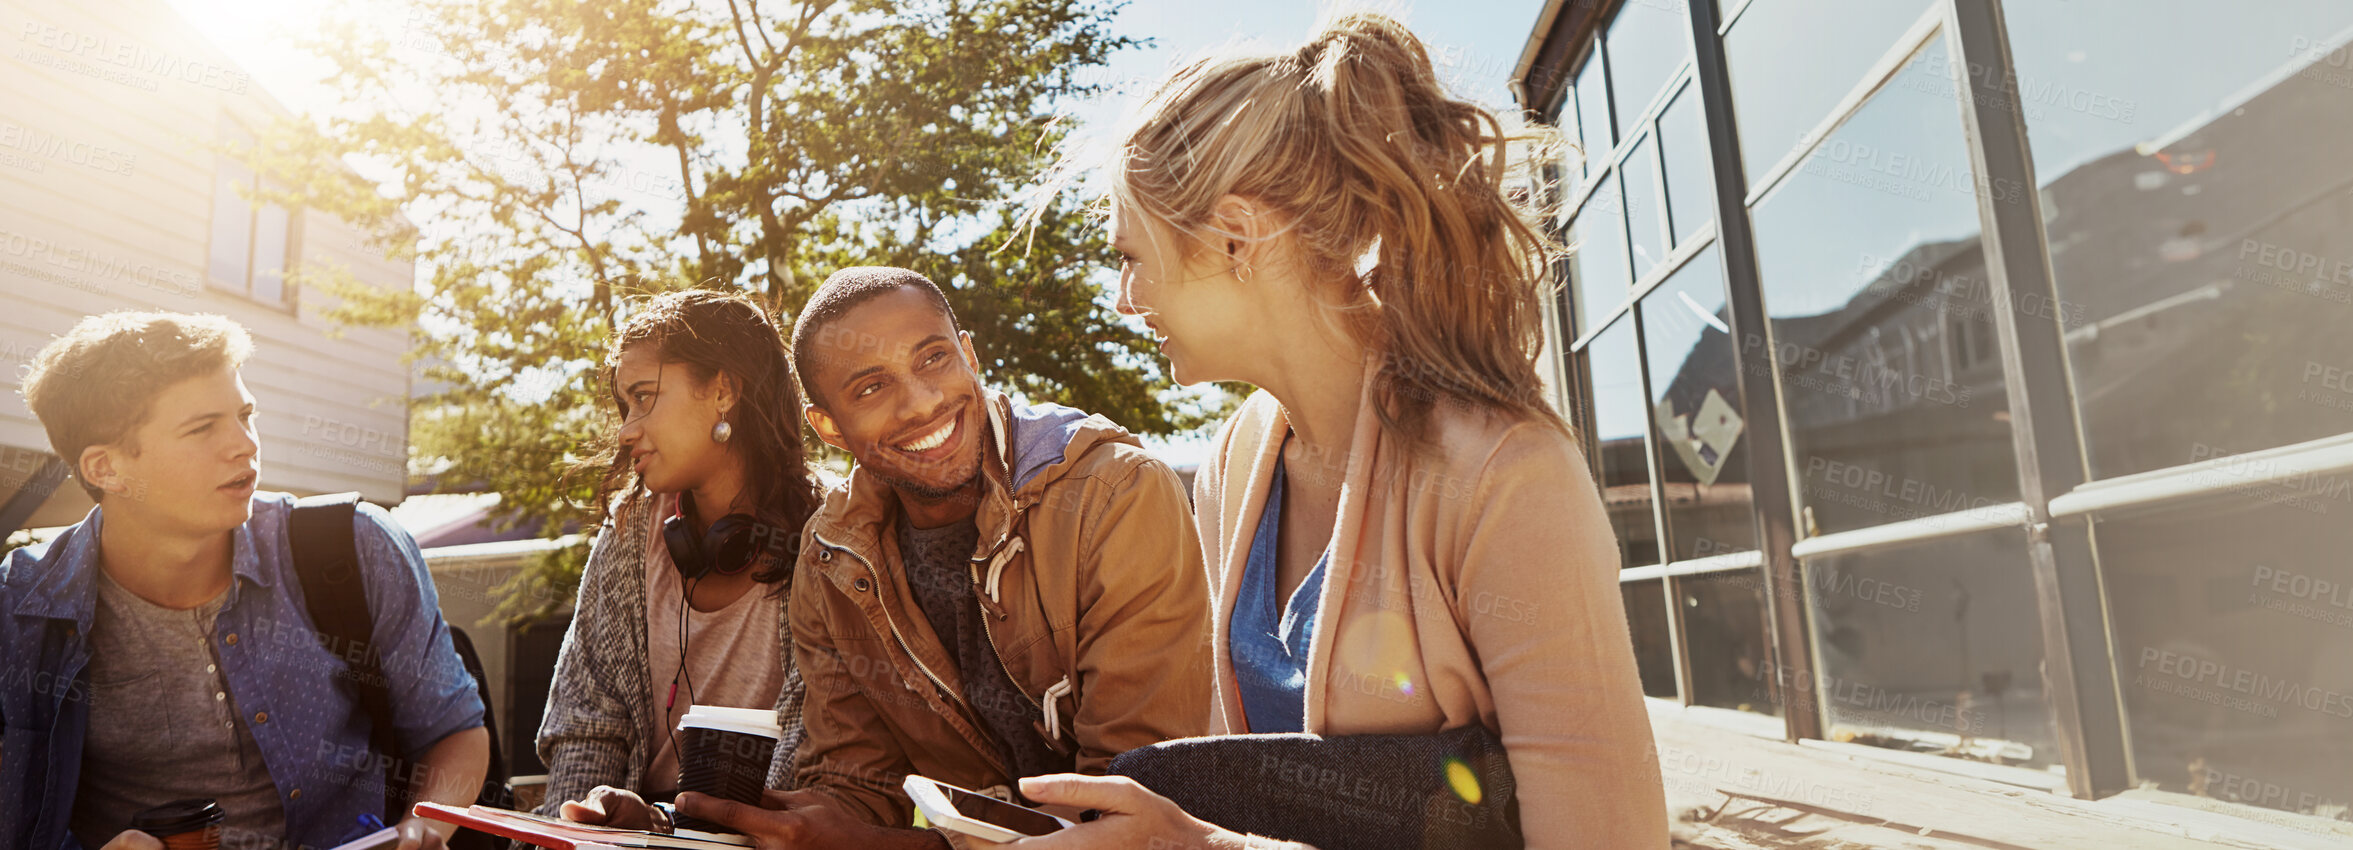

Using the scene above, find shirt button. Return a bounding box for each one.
[254,711,268,724]
[215,692,226,702]
[225,633,239,646]
[207,664,217,674]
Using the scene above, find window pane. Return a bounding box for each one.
[1751,37,2018,536]
[1725,0,1932,188]
[1604,0,1690,123]
[2005,1,2353,478]
[1683,569,1778,715]
[1659,83,1715,247]
[207,168,252,291]
[1575,51,1615,176]
[1569,174,1632,336]
[1552,78,1579,176]
[2098,477,2353,819]
[1584,319,1660,569]
[1624,579,1678,699]
[252,204,290,305]
[1805,531,2062,772]
[1622,133,1667,277]
[1639,245,1757,562]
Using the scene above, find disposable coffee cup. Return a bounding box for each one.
[670,705,782,837]
[131,799,225,850]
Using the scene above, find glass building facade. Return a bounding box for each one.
[1524,0,2353,824]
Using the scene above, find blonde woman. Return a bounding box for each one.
[1012,13,1667,849]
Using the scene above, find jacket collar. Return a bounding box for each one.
[8,499,273,626]
[805,388,1129,568]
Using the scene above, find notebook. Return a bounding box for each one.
[411,803,753,850]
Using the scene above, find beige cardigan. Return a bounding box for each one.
[1193,383,1669,849]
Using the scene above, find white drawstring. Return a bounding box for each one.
[984,537,1024,604]
[1041,675,1074,743]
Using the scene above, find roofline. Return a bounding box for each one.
[1510,0,1572,107]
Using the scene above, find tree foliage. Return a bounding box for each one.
[258,0,1206,622]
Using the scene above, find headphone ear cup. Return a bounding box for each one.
[703,515,759,576]
[663,514,709,581]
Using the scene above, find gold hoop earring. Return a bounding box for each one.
[1234,264,1253,283]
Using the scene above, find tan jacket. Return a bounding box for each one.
[1194,382,1669,849]
[790,390,1215,827]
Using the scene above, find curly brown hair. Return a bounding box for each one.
[19,312,254,501]
[579,290,822,585]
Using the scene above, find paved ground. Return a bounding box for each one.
[1649,702,2352,849]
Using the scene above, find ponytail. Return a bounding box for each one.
[1096,12,1571,449]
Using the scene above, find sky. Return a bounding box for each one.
[154,0,1553,464]
[163,0,1551,133]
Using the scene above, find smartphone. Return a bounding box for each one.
[902,775,1073,842]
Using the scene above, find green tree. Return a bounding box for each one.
[258,0,1206,622]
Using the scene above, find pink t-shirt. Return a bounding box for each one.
[641,495,788,798]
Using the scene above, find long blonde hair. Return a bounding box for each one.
[1095,12,1569,449]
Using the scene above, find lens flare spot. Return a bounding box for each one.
[1444,757,1483,805]
[1393,671,1415,696]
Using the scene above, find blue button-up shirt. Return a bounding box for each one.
[1,492,486,850]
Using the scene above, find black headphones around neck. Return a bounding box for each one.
[662,493,759,581]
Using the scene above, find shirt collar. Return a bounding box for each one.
[10,498,276,625]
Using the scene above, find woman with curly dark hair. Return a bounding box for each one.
[535,289,823,830]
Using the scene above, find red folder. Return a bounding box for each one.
[411,803,750,850]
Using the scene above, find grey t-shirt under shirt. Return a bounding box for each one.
[895,515,1072,782]
[70,570,288,850]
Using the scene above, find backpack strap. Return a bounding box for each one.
[289,492,405,819]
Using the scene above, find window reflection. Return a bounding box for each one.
[1570,174,1632,336]
[1805,532,2060,771]
[1584,319,1661,569]
[1575,51,1615,177]
[1658,83,1714,247]
[2097,480,2353,819]
[1622,134,1667,277]
[1725,0,1932,187]
[1750,37,2018,536]
[1639,245,1758,562]
[1604,0,1690,123]
[1683,569,1778,715]
[1624,579,1679,699]
[2004,0,2353,478]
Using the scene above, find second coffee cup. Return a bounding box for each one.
[669,705,782,837]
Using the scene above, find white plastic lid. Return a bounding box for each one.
[676,705,783,739]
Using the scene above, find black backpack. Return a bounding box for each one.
[289,493,514,848]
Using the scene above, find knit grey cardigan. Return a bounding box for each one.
[533,490,804,814]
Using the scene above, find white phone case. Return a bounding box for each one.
[902,775,1074,843]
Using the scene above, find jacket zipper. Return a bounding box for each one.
[814,531,961,708]
[971,406,1067,752]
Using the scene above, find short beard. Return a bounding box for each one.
[876,453,984,502]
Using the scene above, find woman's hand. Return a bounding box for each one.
[1007,775,1252,850]
[560,785,669,832]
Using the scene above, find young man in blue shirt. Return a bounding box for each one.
[1,312,489,850]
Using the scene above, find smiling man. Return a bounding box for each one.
[0,312,488,850]
[671,267,1212,849]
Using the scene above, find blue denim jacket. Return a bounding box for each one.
[0,492,486,850]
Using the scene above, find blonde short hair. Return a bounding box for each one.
[20,312,254,500]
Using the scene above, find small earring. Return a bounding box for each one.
[1235,264,1253,283]
[712,421,733,443]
